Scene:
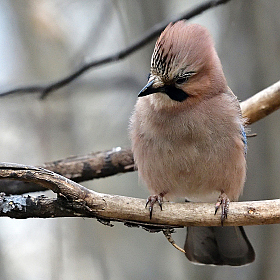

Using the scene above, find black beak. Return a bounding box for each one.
[138,79,189,102]
[138,80,162,97]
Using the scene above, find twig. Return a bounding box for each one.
[163,229,186,253]
[0,0,231,99]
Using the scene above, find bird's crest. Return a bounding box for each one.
[151,21,214,81]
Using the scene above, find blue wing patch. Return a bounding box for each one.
[241,124,247,155]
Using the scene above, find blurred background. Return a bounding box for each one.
[0,0,280,279]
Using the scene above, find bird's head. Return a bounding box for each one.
[138,21,227,108]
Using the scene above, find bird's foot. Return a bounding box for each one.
[214,191,230,226]
[146,193,165,219]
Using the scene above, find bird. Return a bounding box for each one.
[129,21,255,266]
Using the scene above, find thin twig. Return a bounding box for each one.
[0,0,231,99]
[163,229,186,253]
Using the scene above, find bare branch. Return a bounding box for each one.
[42,147,134,182]
[0,0,231,99]
[0,147,135,195]
[241,79,280,124]
[0,195,80,219]
[0,162,280,226]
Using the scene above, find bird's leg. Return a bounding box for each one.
[146,192,166,219]
[214,190,230,226]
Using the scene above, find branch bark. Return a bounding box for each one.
[0,147,134,195]
[240,79,280,124]
[1,163,280,227]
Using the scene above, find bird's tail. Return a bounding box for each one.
[184,226,255,266]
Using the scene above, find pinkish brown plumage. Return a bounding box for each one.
[151,22,227,99]
[129,21,255,265]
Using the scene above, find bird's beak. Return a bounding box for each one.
[138,79,189,102]
[138,80,161,97]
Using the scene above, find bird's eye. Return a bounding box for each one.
[147,73,151,81]
[175,77,187,84]
[175,71,196,85]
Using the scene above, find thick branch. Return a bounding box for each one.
[0,0,230,99]
[0,163,279,226]
[0,195,80,219]
[42,147,134,182]
[0,147,134,195]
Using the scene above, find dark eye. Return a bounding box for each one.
[147,73,151,81]
[175,77,187,84]
[175,71,196,85]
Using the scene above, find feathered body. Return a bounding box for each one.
[130,22,245,202]
[129,21,254,265]
[130,88,246,202]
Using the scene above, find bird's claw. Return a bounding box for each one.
[146,194,164,219]
[214,191,230,226]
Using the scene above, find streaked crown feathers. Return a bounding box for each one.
[151,21,218,82]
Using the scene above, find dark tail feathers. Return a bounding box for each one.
[184,226,255,266]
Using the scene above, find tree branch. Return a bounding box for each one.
[240,79,280,124]
[42,147,135,182]
[0,163,280,227]
[0,147,135,195]
[0,0,231,99]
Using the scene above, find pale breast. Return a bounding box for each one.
[130,92,246,202]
